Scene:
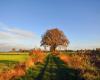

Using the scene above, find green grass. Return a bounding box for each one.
[0,54,29,62]
[0,52,99,80]
[0,52,29,72]
[17,54,82,80]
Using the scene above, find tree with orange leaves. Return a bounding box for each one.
[41,28,69,51]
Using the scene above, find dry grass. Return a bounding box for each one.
[0,49,47,80]
[58,52,100,80]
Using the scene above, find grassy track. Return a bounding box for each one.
[35,55,82,80]
[19,54,83,80]
[0,53,84,80]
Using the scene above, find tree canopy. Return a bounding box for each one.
[41,28,69,51]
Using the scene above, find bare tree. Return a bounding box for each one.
[41,28,69,51]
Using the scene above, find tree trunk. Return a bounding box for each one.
[50,45,56,52]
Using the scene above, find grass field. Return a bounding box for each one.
[0,52,29,72]
[16,54,82,80]
[0,54,28,62]
[0,51,100,80]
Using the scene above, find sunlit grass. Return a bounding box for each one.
[0,53,29,62]
[0,53,29,72]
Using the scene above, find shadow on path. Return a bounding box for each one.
[35,55,50,80]
[35,55,84,80]
[52,56,83,80]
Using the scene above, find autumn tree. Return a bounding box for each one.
[12,48,16,52]
[19,49,23,52]
[41,28,69,51]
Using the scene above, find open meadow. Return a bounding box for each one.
[0,52,29,72]
[0,50,100,80]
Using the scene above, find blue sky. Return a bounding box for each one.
[0,0,100,51]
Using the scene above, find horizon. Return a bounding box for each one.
[0,0,100,51]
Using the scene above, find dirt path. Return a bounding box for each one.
[35,54,82,80]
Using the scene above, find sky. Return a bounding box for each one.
[0,0,100,51]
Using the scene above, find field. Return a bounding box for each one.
[0,52,29,72]
[0,50,100,80]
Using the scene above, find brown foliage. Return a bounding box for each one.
[59,52,100,80]
[59,54,71,63]
[41,28,69,51]
[0,49,46,80]
[0,63,26,80]
[30,49,46,64]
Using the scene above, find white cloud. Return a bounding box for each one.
[0,23,41,51]
[2,27,34,38]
